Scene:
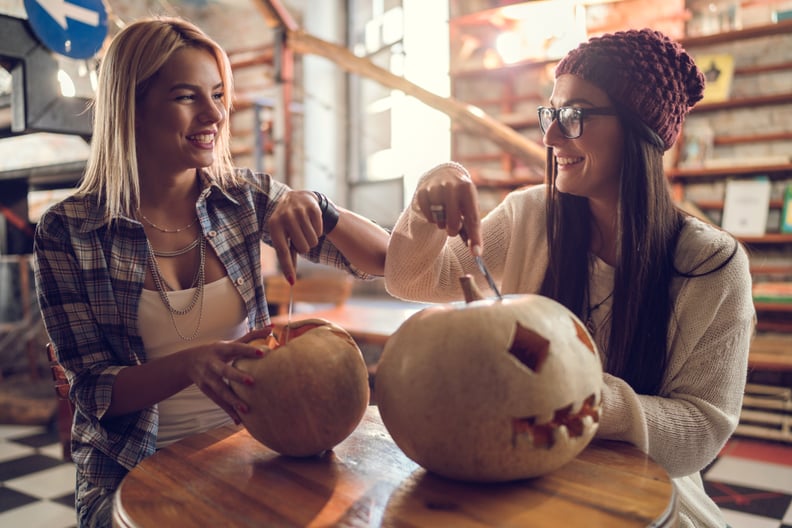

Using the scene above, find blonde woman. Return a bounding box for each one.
[33,17,388,526]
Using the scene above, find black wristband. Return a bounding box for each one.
[312,191,340,235]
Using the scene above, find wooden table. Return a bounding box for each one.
[269,303,422,346]
[113,407,677,528]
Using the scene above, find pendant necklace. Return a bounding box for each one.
[586,290,614,335]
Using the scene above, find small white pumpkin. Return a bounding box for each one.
[375,277,603,481]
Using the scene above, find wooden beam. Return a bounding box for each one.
[249,0,545,165]
[286,29,545,165]
[251,0,298,31]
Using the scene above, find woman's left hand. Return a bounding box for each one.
[267,190,324,284]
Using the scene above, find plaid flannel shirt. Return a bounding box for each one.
[33,168,367,494]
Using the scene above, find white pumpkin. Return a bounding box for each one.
[375,277,603,481]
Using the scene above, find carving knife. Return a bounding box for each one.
[283,246,297,343]
[459,228,503,300]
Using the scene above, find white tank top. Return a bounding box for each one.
[139,276,248,448]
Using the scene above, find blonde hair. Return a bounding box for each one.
[78,16,236,221]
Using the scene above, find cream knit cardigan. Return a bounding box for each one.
[385,184,755,528]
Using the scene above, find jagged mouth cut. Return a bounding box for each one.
[511,394,600,448]
[506,318,600,449]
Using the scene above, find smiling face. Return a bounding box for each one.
[543,74,624,205]
[135,46,227,178]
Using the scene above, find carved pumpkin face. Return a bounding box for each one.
[375,291,603,481]
[231,318,370,457]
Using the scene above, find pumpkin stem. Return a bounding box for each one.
[460,274,486,303]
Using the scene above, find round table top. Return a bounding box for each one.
[113,406,676,528]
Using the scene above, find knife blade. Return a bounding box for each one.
[283,245,297,344]
[459,228,503,300]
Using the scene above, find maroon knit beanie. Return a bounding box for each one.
[555,28,705,151]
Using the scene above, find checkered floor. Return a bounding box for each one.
[0,421,791,528]
[703,438,792,528]
[0,422,75,528]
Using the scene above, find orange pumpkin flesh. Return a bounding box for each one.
[375,277,603,481]
[230,318,369,457]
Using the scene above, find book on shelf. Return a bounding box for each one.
[695,53,735,104]
[678,122,714,169]
[721,177,771,236]
[782,184,792,234]
[753,282,792,304]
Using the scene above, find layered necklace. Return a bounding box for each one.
[141,210,206,341]
[140,212,198,233]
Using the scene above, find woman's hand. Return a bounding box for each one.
[186,328,274,425]
[267,190,324,284]
[415,162,482,255]
[107,328,274,420]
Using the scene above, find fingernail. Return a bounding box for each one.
[244,376,254,385]
[256,349,265,357]
[286,273,295,285]
[472,244,482,257]
[236,404,249,414]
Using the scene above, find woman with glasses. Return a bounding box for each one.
[385,28,753,528]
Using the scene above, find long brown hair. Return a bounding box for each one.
[540,108,686,395]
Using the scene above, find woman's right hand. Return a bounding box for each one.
[106,328,274,420]
[414,162,483,255]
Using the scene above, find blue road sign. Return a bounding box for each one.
[24,0,108,59]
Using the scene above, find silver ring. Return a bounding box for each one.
[429,204,446,223]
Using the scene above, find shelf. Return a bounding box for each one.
[736,60,792,77]
[691,93,792,114]
[667,164,792,180]
[739,234,792,244]
[692,200,785,209]
[715,131,792,146]
[675,15,792,337]
[756,321,792,333]
[680,19,792,47]
[749,334,792,371]
[751,265,792,274]
[755,301,792,312]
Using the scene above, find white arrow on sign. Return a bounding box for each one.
[35,0,100,30]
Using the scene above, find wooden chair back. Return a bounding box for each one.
[46,343,70,400]
[265,273,353,315]
[46,343,74,461]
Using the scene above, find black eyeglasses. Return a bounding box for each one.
[537,106,618,139]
